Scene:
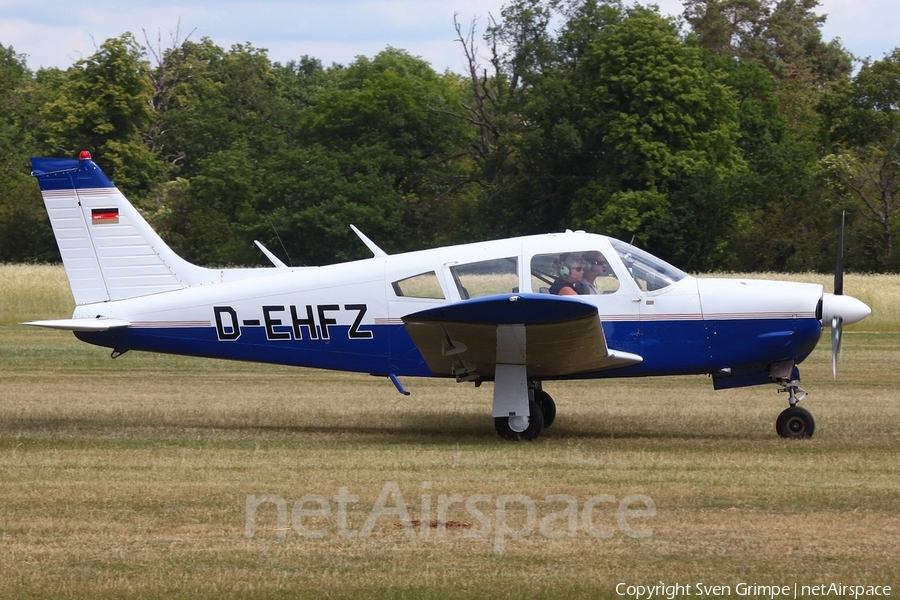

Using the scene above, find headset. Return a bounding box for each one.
[559,253,572,277]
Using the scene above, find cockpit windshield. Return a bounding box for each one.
[610,239,687,291]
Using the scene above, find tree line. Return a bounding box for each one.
[1,0,898,272]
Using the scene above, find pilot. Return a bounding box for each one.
[577,251,609,294]
[549,253,585,296]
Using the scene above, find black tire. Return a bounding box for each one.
[776,406,816,439]
[494,399,544,441]
[533,389,556,428]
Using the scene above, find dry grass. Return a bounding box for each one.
[0,264,73,324]
[2,265,900,598]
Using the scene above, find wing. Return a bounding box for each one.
[401,294,641,380]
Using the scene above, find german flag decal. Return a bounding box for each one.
[91,208,119,225]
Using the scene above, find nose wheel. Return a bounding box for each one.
[775,380,815,438]
[776,406,815,438]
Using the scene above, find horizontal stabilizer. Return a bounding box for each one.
[24,318,131,332]
[402,294,642,379]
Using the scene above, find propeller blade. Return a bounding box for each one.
[831,315,843,379]
[834,210,845,296]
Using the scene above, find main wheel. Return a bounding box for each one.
[533,389,556,428]
[495,399,544,441]
[776,406,815,439]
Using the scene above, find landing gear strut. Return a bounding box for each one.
[775,380,815,438]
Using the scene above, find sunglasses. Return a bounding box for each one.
[569,266,584,272]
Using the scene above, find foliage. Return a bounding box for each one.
[455,2,744,268]
[683,0,852,86]
[0,1,894,272]
[0,43,58,262]
[572,7,744,267]
[36,34,165,197]
[817,50,900,270]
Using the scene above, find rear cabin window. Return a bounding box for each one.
[392,271,445,299]
[450,258,518,299]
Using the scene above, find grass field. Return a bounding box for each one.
[2,265,899,599]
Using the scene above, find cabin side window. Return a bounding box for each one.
[530,251,620,294]
[392,271,445,299]
[449,257,518,299]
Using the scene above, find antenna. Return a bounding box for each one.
[267,217,292,267]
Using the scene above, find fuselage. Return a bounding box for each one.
[72,231,826,387]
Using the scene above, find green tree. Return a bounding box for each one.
[682,0,852,271]
[683,0,851,85]
[455,2,745,268]
[275,56,331,116]
[684,0,851,138]
[151,42,297,264]
[158,148,262,265]
[261,49,471,263]
[301,49,466,191]
[0,43,32,164]
[153,39,289,177]
[476,0,624,236]
[818,49,900,270]
[0,44,60,262]
[570,6,744,267]
[707,55,839,272]
[683,0,769,59]
[37,34,164,197]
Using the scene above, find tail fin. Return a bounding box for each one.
[31,152,217,305]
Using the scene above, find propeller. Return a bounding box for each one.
[821,210,871,379]
[832,211,845,379]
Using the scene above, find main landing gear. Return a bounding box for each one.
[533,388,556,428]
[493,382,557,441]
[775,379,815,439]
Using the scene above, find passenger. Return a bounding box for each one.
[577,251,610,294]
[549,253,585,296]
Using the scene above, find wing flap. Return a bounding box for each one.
[402,294,641,379]
[24,318,132,332]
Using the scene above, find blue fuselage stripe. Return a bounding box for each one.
[75,317,822,380]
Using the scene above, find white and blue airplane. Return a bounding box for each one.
[26,152,871,440]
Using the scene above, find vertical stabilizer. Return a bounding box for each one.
[31,152,216,305]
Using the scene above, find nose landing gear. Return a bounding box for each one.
[775,380,815,438]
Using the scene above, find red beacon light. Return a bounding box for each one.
[78,150,92,160]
